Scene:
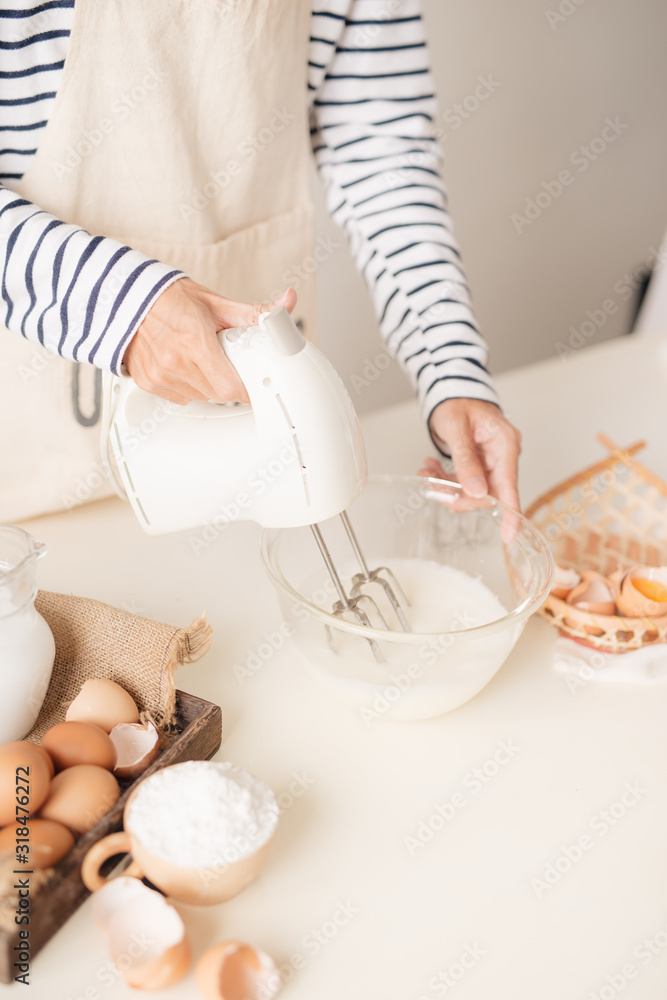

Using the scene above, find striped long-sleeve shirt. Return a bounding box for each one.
[0,0,499,430]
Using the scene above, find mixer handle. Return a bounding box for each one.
[258,307,305,355]
[219,308,304,372]
[218,307,307,419]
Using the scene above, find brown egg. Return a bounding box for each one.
[39,765,120,834]
[0,818,75,870]
[615,566,667,618]
[0,742,52,826]
[66,679,139,733]
[196,941,281,1000]
[42,722,117,773]
[31,746,55,779]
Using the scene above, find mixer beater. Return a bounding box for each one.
[311,511,411,662]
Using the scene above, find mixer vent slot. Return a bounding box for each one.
[292,433,310,506]
[114,425,151,527]
[275,392,310,507]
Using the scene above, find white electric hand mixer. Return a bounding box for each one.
[104,307,410,657]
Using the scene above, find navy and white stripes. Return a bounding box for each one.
[0,0,71,181]
[0,0,182,372]
[309,0,497,419]
[0,0,498,419]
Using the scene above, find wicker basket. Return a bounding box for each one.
[525,434,667,652]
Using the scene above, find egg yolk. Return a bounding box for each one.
[632,577,667,603]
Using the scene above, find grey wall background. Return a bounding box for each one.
[314,0,667,414]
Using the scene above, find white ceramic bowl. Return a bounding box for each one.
[261,475,553,721]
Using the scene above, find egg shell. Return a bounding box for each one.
[565,572,616,616]
[0,818,75,869]
[550,565,581,601]
[66,679,139,733]
[39,764,120,834]
[42,722,117,773]
[615,566,667,618]
[563,571,616,636]
[101,880,190,989]
[196,941,281,1000]
[0,741,52,826]
[109,721,159,780]
[91,876,148,931]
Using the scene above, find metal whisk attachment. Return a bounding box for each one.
[310,511,411,662]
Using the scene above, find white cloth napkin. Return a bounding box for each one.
[554,636,667,684]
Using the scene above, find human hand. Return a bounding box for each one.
[419,398,522,543]
[123,277,297,405]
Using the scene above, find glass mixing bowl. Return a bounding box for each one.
[261,475,554,722]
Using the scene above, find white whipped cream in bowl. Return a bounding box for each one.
[261,475,553,721]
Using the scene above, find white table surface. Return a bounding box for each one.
[5,332,667,999]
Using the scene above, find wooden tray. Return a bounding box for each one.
[0,689,222,984]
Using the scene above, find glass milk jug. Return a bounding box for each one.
[0,526,56,742]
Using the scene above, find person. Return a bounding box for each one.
[0,0,520,527]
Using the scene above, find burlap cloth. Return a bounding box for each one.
[28,591,213,741]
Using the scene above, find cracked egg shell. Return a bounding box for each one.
[109,720,160,780]
[615,566,667,618]
[92,875,149,931]
[565,571,616,616]
[93,876,190,990]
[196,940,281,1000]
[564,571,616,636]
[550,565,581,601]
[66,679,139,733]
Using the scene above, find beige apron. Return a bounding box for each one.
[1,0,315,522]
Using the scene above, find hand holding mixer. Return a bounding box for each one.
[105,307,412,657]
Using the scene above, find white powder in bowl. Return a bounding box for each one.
[125,761,279,868]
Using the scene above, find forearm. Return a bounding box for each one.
[0,185,183,373]
[309,0,499,433]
